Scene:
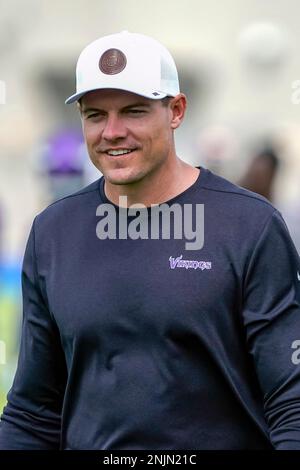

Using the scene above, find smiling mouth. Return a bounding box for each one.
[106,149,137,157]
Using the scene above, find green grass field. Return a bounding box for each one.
[0,285,21,416]
[0,392,6,412]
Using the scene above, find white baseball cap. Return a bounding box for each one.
[65,31,180,104]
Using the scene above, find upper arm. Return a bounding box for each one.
[0,219,67,449]
[242,210,300,449]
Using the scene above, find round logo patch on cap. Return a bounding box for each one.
[99,48,127,75]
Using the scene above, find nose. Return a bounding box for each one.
[102,113,127,142]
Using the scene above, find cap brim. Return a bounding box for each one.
[65,86,168,104]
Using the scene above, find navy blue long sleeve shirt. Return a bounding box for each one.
[0,167,300,449]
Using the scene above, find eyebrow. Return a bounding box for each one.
[81,102,151,115]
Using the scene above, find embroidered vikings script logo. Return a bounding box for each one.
[99,48,127,75]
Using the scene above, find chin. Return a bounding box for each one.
[104,168,147,186]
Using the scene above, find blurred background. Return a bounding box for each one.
[1,0,300,410]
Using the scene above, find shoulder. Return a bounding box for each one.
[198,166,276,219]
[199,166,272,206]
[33,178,102,230]
[193,167,284,249]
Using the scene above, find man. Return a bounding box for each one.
[0,31,300,450]
[238,146,280,203]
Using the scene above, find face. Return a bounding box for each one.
[79,89,186,187]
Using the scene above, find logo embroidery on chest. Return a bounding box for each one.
[169,255,212,271]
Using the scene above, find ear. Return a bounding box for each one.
[76,100,82,115]
[170,94,187,129]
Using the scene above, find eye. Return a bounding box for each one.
[127,109,146,115]
[86,113,101,119]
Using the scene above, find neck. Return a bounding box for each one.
[104,158,200,207]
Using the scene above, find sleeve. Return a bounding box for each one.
[243,209,300,450]
[0,218,67,449]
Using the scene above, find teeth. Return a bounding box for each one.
[107,149,133,156]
